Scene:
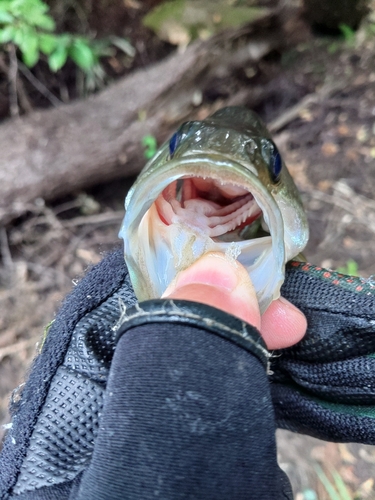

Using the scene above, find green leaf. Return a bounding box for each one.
[14,24,39,68]
[0,26,15,43]
[109,36,135,57]
[48,44,68,71]
[143,0,269,45]
[339,23,355,42]
[13,24,24,46]
[32,13,55,31]
[69,39,95,71]
[346,259,359,276]
[89,39,115,58]
[142,135,158,159]
[331,470,352,500]
[337,259,359,276]
[11,0,34,18]
[9,0,54,30]
[314,464,341,500]
[0,2,14,15]
[57,33,71,48]
[39,33,57,54]
[0,11,14,23]
[19,27,39,67]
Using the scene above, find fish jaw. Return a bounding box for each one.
[120,154,287,313]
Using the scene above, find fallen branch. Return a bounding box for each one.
[0,9,297,225]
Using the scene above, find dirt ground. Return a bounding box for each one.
[1,1,375,498]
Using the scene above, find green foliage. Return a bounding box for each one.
[337,258,359,276]
[339,23,356,43]
[327,22,357,54]
[314,464,353,500]
[143,0,269,46]
[0,0,134,80]
[142,135,158,160]
[40,319,55,351]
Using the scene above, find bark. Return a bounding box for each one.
[0,10,290,225]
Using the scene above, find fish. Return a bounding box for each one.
[119,107,309,313]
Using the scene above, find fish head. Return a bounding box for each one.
[120,107,309,313]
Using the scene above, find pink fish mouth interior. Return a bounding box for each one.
[154,177,265,240]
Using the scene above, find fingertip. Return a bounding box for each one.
[162,253,261,329]
[161,253,307,350]
[260,297,307,350]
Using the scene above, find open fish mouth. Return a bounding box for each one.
[121,153,289,313]
[155,177,267,242]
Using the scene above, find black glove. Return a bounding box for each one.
[0,249,292,500]
[273,261,375,443]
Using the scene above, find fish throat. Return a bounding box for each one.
[155,177,267,242]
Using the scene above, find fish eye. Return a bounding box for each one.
[169,122,196,158]
[260,139,283,183]
[269,143,282,183]
[169,132,180,157]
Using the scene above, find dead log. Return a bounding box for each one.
[0,10,296,225]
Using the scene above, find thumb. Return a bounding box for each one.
[162,252,261,330]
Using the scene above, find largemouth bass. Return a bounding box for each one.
[119,107,309,313]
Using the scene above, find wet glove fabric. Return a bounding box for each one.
[0,249,375,498]
[271,261,375,443]
[74,320,292,500]
[0,249,135,499]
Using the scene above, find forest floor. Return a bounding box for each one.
[1,1,375,498]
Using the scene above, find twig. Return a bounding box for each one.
[0,54,8,75]
[15,73,33,114]
[18,61,63,108]
[26,261,70,284]
[0,51,32,113]
[268,81,348,133]
[62,211,124,228]
[0,337,39,362]
[308,187,375,235]
[42,205,66,231]
[309,190,356,214]
[8,44,19,117]
[0,227,13,270]
[53,199,85,215]
[310,187,375,214]
[30,236,68,268]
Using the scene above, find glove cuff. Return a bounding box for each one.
[115,299,270,369]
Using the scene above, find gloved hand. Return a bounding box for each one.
[0,249,295,500]
[0,250,374,499]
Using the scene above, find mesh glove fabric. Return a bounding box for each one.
[271,261,375,443]
[0,249,135,499]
